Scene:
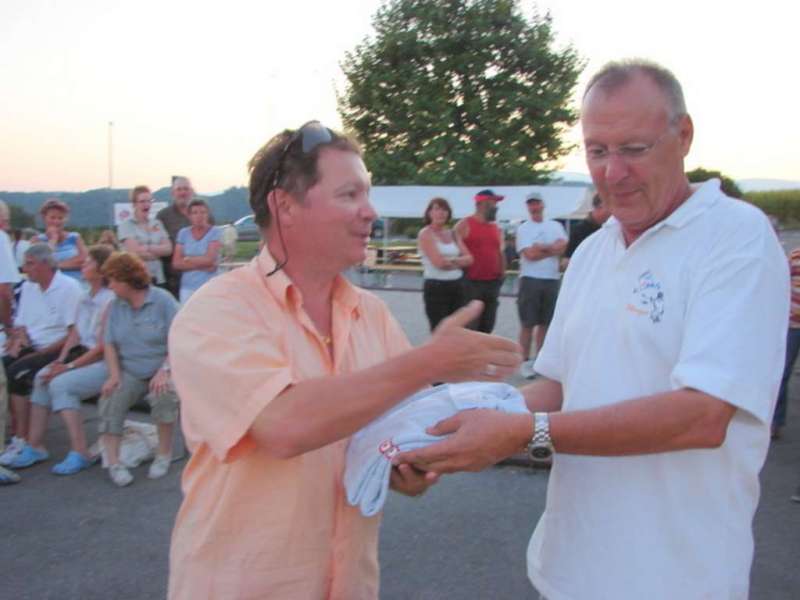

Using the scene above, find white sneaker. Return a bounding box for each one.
[519,360,537,380]
[147,454,171,479]
[109,463,134,487]
[0,437,25,467]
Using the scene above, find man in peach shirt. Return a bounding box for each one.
[167,121,521,599]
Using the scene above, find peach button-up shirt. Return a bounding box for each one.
[167,249,411,600]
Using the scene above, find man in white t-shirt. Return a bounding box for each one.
[515,194,566,379]
[0,244,81,470]
[0,200,22,484]
[396,60,789,599]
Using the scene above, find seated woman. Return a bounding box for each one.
[36,198,88,281]
[117,186,172,288]
[98,252,180,487]
[171,199,221,303]
[13,245,116,474]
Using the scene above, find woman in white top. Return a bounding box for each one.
[417,197,473,331]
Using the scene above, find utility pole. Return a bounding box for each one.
[108,121,114,189]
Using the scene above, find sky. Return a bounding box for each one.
[1,0,797,193]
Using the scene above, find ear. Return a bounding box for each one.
[677,114,694,158]
[268,188,297,227]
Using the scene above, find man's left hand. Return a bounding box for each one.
[389,463,440,497]
[394,409,531,474]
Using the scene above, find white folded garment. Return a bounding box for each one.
[344,382,529,517]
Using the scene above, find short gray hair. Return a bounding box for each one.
[24,243,57,269]
[0,200,9,221]
[172,176,192,190]
[584,59,687,121]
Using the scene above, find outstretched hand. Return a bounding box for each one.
[393,409,532,474]
[425,301,522,383]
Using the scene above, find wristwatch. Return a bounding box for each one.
[526,412,554,462]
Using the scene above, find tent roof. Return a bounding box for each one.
[370,185,594,221]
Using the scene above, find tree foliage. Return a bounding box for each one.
[686,167,743,198]
[9,204,35,229]
[338,0,584,185]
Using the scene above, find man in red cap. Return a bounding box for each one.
[454,189,506,333]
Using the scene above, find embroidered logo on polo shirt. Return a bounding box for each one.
[378,440,399,459]
[627,270,664,323]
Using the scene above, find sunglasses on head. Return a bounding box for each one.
[269,120,335,193]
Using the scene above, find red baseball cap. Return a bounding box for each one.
[474,189,504,202]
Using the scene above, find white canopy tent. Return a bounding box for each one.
[369,185,594,221]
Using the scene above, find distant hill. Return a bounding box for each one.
[737,179,800,193]
[5,175,796,229]
[0,187,251,228]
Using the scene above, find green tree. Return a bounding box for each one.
[686,167,742,198]
[9,204,35,229]
[338,0,584,185]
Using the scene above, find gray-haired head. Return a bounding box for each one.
[584,59,687,122]
[24,243,57,269]
[171,176,192,190]
[0,199,9,222]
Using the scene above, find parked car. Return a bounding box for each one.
[233,214,261,242]
[370,217,386,239]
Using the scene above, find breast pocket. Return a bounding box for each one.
[137,317,168,346]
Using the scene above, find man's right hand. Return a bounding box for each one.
[425,300,522,382]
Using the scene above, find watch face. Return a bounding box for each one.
[530,446,552,460]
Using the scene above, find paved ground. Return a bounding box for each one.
[3,280,800,599]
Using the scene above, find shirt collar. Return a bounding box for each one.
[255,247,361,317]
[602,178,723,237]
[141,286,157,306]
[45,270,69,293]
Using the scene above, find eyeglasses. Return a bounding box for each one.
[266,120,335,277]
[584,128,673,164]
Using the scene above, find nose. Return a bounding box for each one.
[603,153,630,185]
[361,197,378,223]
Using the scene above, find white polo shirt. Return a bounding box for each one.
[0,229,21,351]
[529,179,789,600]
[516,219,567,279]
[0,230,20,286]
[14,270,82,349]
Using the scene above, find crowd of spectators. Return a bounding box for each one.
[0,184,221,486]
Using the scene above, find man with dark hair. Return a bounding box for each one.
[397,60,788,599]
[515,193,567,379]
[156,176,193,297]
[455,189,506,333]
[563,193,610,265]
[167,121,521,598]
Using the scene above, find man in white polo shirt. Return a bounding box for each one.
[515,194,566,379]
[0,244,81,469]
[396,60,789,599]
